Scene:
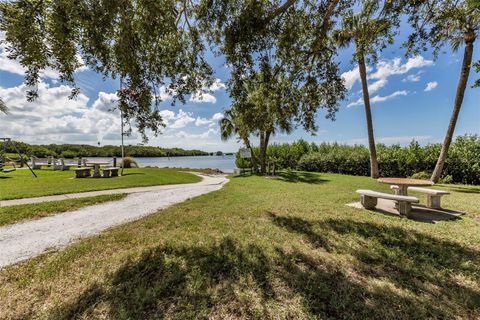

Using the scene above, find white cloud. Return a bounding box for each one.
[403,74,421,82]
[368,79,388,94]
[371,90,408,103]
[190,92,217,103]
[91,92,118,112]
[424,81,438,92]
[347,90,408,108]
[0,80,121,143]
[195,112,224,127]
[169,109,195,129]
[195,117,211,126]
[209,79,226,91]
[189,78,226,104]
[342,56,432,100]
[212,112,224,121]
[370,56,434,80]
[175,128,219,140]
[159,109,175,122]
[341,66,362,90]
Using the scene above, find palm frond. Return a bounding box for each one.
[0,98,8,114]
[219,114,235,142]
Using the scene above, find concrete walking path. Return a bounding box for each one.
[0,175,219,207]
[0,174,228,269]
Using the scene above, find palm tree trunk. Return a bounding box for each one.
[358,55,379,178]
[431,36,475,183]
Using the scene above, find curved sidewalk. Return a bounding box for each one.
[0,175,223,207]
[0,174,228,269]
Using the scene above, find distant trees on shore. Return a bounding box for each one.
[0,141,209,158]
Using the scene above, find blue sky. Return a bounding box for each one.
[0,25,479,152]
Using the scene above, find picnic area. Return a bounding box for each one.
[0,171,479,319]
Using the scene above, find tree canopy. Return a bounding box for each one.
[198,0,350,127]
[0,0,213,141]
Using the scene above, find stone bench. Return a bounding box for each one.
[391,185,450,209]
[101,167,120,178]
[75,167,91,178]
[356,189,419,216]
[30,157,54,169]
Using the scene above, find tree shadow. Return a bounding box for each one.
[50,238,275,319]
[274,171,329,184]
[347,200,463,224]
[120,172,145,176]
[437,185,480,194]
[47,218,480,319]
[271,214,480,318]
[268,212,334,251]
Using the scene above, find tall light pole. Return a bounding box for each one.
[120,76,125,176]
[121,109,125,175]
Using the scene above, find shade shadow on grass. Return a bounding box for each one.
[271,215,480,318]
[48,216,480,319]
[51,238,274,319]
[119,172,146,176]
[437,185,480,194]
[275,171,329,185]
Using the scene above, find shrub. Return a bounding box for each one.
[410,171,431,180]
[439,175,453,184]
[274,134,480,185]
[235,152,251,169]
[121,156,138,168]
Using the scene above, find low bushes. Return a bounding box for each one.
[267,135,480,184]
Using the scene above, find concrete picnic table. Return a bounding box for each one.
[86,161,110,178]
[377,177,434,196]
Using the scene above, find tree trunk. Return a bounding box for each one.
[431,35,475,183]
[358,54,379,179]
[259,131,271,175]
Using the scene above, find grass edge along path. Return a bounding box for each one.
[0,168,201,200]
[0,194,127,227]
[0,172,479,319]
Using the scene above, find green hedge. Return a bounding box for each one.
[267,135,480,185]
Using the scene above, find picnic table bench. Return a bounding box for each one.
[391,185,450,209]
[30,157,54,169]
[101,167,120,178]
[356,189,419,216]
[75,167,92,178]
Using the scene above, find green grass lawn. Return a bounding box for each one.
[0,172,479,319]
[0,168,201,200]
[0,194,126,226]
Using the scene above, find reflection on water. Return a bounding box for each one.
[85,155,236,173]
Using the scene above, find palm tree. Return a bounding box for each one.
[334,1,391,179]
[429,1,479,183]
[0,99,7,114]
[219,108,258,171]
